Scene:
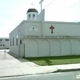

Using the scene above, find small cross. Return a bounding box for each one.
[31,3,34,8]
[50,25,55,34]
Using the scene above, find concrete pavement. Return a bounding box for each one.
[0,50,80,78]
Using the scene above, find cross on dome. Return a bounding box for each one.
[31,3,34,8]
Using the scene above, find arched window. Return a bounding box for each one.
[28,14,31,17]
[20,40,22,44]
[16,38,18,46]
[13,37,14,46]
[33,14,35,18]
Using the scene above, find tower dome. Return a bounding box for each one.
[27,8,38,13]
[27,8,38,21]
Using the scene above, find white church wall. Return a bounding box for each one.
[71,39,80,55]
[23,21,42,37]
[43,22,80,36]
[13,20,80,38]
[19,21,25,38]
[40,40,50,57]
[28,40,39,57]
[24,38,59,57]
[23,38,80,57]
[23,39,29,57]
[9,25,20,56]
[9,46,19,56]
[61,39,71,56]
[38,9,45,21]
[50,40,61,56]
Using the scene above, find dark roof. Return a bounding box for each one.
[27,8,38,13]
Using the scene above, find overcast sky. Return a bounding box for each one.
[0,0,80,37]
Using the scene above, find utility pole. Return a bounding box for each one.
[39,0,44,12]
[4,45,6,59]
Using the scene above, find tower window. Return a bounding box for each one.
[3,44,5,46]
[0,39,2,41]
[20,40,22,44]
[29,14,31,17]
[13,37,14,46]
[16,38,18,46]
[33,14,35,17]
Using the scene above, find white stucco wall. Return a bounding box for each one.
[18,21,80,38]
[10,20,80,38]
[38,9,45,21]
[21,38,80,57]
[9,20,80,57]
[22,21,42,37]
[9,25,20,56]
[43,21,80,36]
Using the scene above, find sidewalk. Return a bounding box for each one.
[0,51,80,78]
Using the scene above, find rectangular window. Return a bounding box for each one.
[5,39,9,41]
[20,40,22,44]
[13,37,14,46]
[16,38,18,46]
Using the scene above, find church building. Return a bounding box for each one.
[9,7,80,57]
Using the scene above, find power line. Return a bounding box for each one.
[44,0,56,8]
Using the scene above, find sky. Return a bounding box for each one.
[0,0,80,37]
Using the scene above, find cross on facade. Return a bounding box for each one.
[50,25,55,34]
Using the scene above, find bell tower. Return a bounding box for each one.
[27,8,38,21]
